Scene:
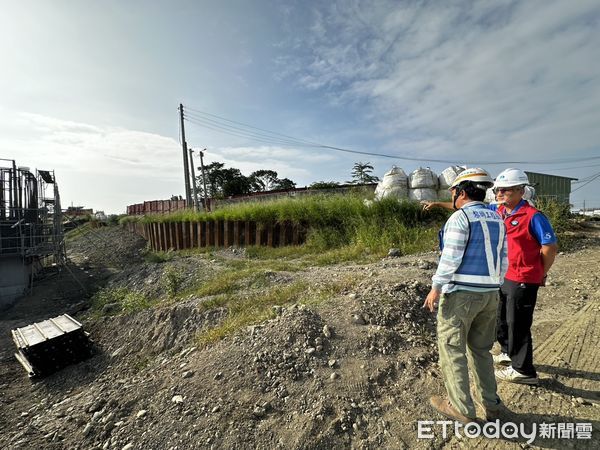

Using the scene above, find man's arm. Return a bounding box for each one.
[424,211,469,312]
[529,212,558,281]
[499,229,509,281]
[421,201,453,211]
[541,243,558,276]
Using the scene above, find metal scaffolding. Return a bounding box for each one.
[0,158,65,265]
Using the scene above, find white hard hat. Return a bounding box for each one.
[449,168,494,190]
[494,168,529,188]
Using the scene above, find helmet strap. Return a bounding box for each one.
[452,188,461,210]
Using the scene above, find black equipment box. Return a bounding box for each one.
[11,314,93,377]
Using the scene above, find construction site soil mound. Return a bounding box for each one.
[1,224,599,449]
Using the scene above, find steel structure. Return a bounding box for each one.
[0,159,65,303]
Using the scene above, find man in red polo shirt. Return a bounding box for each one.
[487,169,558,385]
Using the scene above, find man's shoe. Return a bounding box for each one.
[495,366,538,385]
[475,398,509,421]
[429,396,477,424]
[492,352,511,366]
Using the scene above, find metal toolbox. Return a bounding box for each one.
[11,314,93,377]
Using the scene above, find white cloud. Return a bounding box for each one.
[0,112,338,212]
[279,0,600,164]
[0,111,187,212]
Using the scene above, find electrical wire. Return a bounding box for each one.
[572,170,600,192]
[572,170,600,184]
[184,114,315,148]
[184,116,315,148]
[181,105,600,165]
[546,162,600,171]
[184,107,322,147]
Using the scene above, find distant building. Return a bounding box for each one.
[524,172,578,204]
[94,211,107,221]
[65,206,93,217]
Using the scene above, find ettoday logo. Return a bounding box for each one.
[417,420,593,443]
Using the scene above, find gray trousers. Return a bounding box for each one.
[437,289,500,418]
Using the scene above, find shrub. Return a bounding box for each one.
[162,267,184,298]
[536,198,572,234]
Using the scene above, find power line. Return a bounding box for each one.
[572,170,600,184]
[184,116,312,148]
[181,105,600,166]
[572,170,600,192]
[184,107,321,146]
[546,162,600,171]
[184,113,314,147]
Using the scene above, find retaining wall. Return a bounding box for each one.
[0,256,31,310]
[126,220,307,251]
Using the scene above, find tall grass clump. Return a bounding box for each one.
[536,198,572,234]
[119,215,139,225]
[91,287,153,315]
[302,196,448,254]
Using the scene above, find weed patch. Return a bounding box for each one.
[191,268,271,297]
[195,276,357,346]
[162,266,185,298]
[144,250,175,263]
[91,287,153,315]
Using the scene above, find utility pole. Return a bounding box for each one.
[188,148,199,211]
[199,148,209,212]
[179,103,192,207]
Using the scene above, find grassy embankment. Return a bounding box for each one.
[95,195,578,345]
[121,194,447,258]
[94,195,449,344]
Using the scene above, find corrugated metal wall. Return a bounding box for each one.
[525,172,576,204]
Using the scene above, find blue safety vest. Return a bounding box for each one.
[442,204,506,289]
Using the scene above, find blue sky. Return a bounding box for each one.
[1,0,599,213]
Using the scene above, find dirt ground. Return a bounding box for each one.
[0,224,599,449]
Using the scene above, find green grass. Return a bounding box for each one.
[120,195,447,260]
[91,287,154,316]
[195,275,356,346]
[144,250,176,263]
[122,194,445,226]
[244,244,314,260]
[179,264,291,300]
[65,223,95,241]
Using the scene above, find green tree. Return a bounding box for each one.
[197,162,296,198]
[249,169,279,192]
[349,162,379,184]
[197,162,251,198]
[196,162,225,198]
[221,168,252,197]
[310,181,340,189]
[272,178,296,191]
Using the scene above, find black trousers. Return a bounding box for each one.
[497,279,539,377]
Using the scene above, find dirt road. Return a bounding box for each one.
[0,225,598,449]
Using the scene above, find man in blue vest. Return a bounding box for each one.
[424,168,509,423]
